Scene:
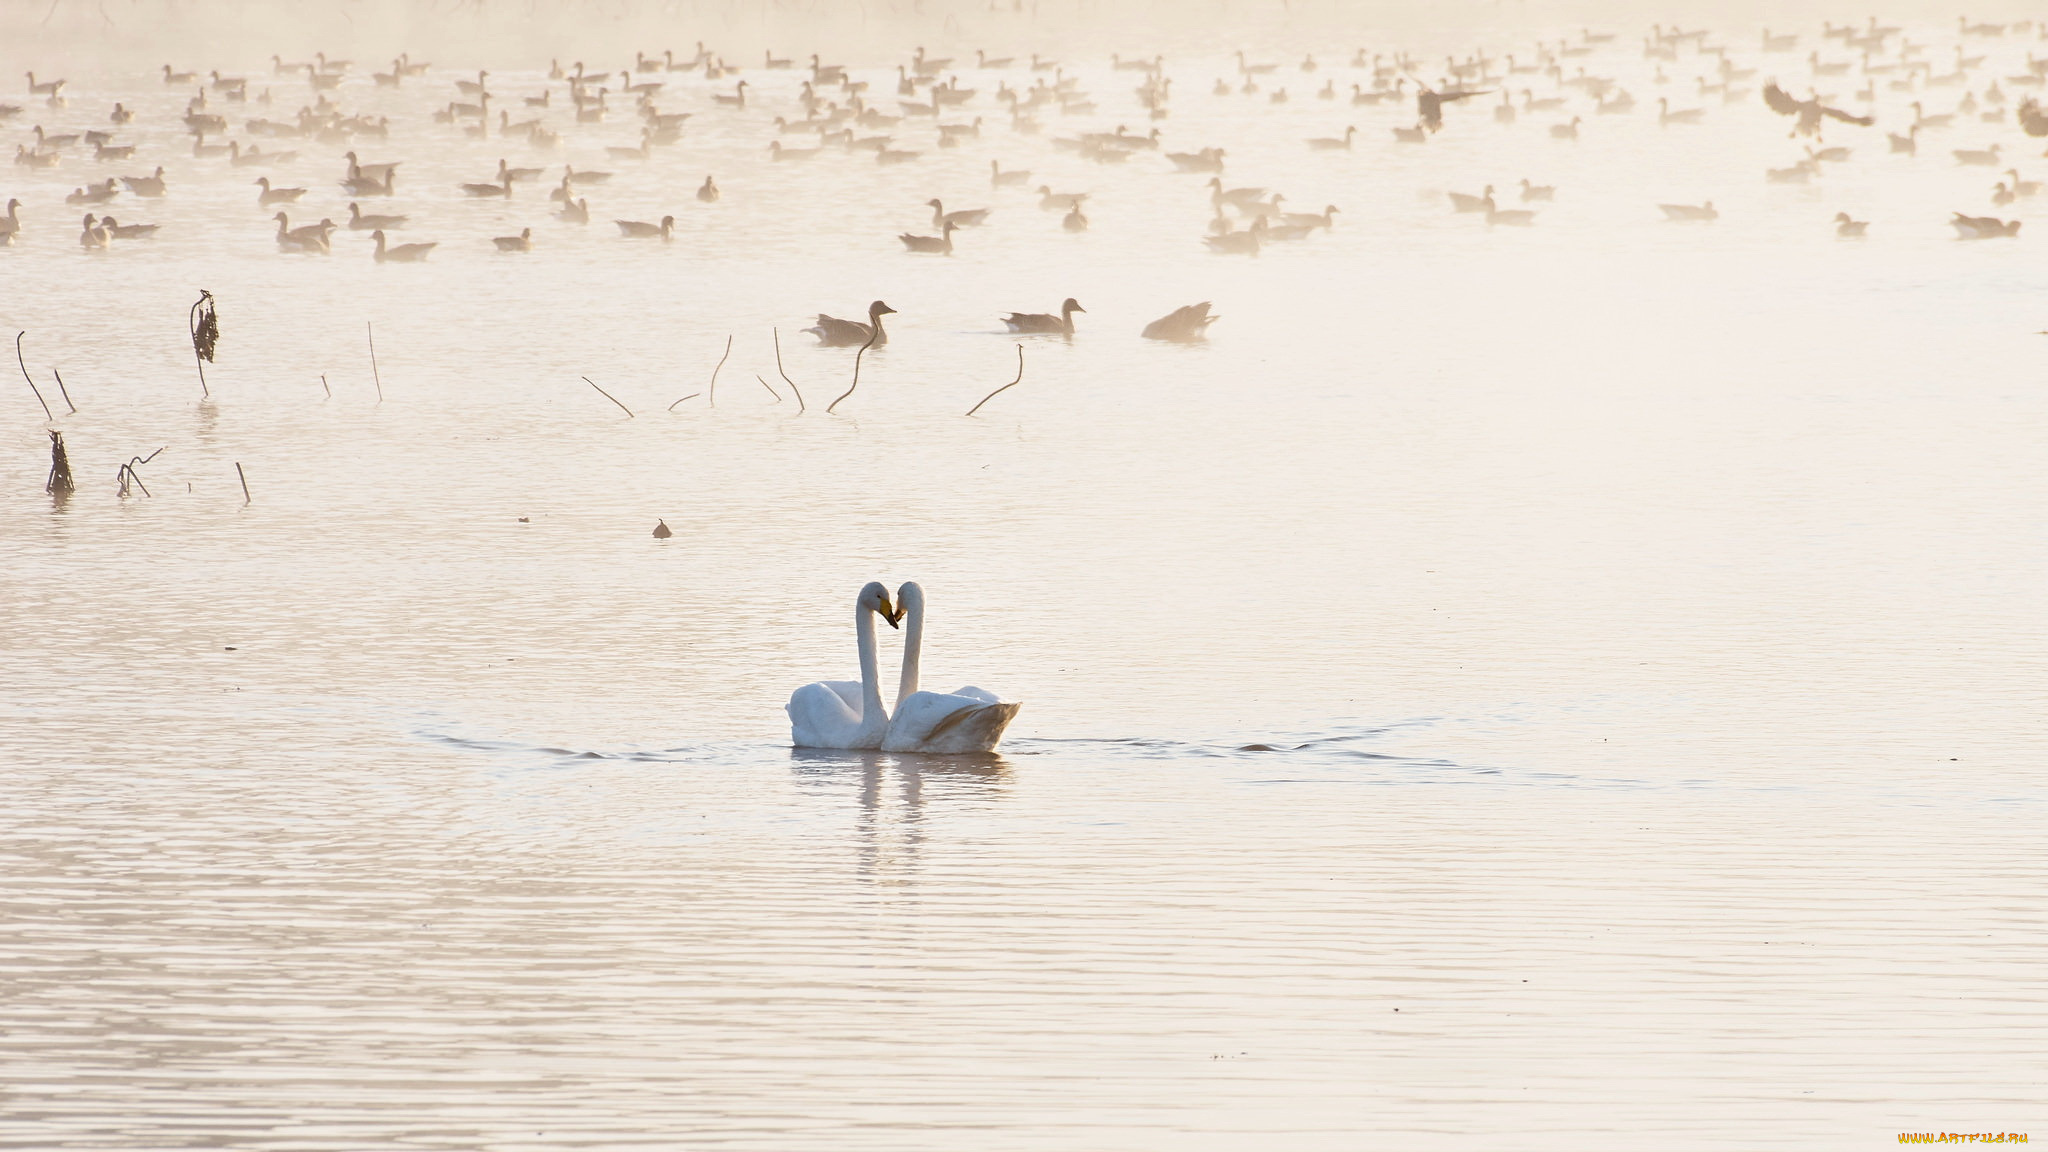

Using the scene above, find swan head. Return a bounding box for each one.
[859,581,901,627]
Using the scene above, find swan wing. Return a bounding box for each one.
[882,689,1018,753]
[788,680,870,749]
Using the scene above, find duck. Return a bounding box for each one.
[78,213,110,248]
[1001,298,1084,334]
[554,197,590,224]
[1833,211,1869,237]
[696,174,719,202]
[1140,302,1217,342]
[927,198,990,227]
[255,176,306,205]
[347,202,407,230]
[615,215,675,239]
[98,216,158,239]
[492,227,533,252]
[371,229,437,262]
[899,219,957,254]
[806,300,895,347]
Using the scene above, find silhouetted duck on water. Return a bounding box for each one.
[807,301,896,346]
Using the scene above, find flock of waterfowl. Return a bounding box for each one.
[8,17,2048,343]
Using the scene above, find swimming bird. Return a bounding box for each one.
[1549,116,1582,139]
[1520,178,1555,201]
[1001,298,1083,335]
[806,300,895,347]
[1306,125,1357,150]
[899,219,957,254]
[1393,122,1428,143]
[98,216,158,239]
[371,229,436,262]
[1950,211,2020,238]
[1658,200,1718,222]
[460,174,513,198]
[1953,143,2002,166]
[881,582,1021,754]
[163,64,196,85]
[0,198,20,243]
[27,73,66,98]
[341,169,394,196]
[1204,217,1265,254]
[273,212,332,253]
[496,158,543,183]
[1833,211,1868,237]
[1062,204,1088,232]
[697,175,719,202]
[787,582,901,751]
[991,159,1032,187]
[65,180,117,205]
[121,167,166,197]
[928,198,989,227]
[492,227,532,252]
[1448,185,1495,213]
[78,213,109,248]
[615,215,675,239]
[1141,302,1218,342]
[1038,185,1088,211]
[1483,194,1536,226]
[255,176,305,205]
[347,202,406,230]
[554,197,589,224]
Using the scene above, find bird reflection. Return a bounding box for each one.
[788,748,1008,884]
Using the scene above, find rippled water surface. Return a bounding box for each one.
[3,14,2046,1149]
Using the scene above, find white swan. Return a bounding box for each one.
[787,582,900,750]
[882,582,1020,754]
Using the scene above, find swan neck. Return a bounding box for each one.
[855,600,888,740]
[897,593,923,708]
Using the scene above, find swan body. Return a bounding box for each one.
[788,582,899,751]
[882,583,1020,754]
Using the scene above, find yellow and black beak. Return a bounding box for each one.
[880,594,902,628]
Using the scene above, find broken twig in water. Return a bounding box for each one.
[772,328,804,413]
[965,345,1027,417]
[755,373,781,401]
[46,431,73,496]
[16,332,52,421]
[188,291,217,399]
[320,374,331,399]
[826,326,880,415]
[52,369,76,414]
[116,448,163,498]
[708,334,732,407]
[583,376,636,418]
[236,462,251,505]
[366,322,383,403]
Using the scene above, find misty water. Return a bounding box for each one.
[3,8,2045,1148]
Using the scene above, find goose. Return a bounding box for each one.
[78,213,110,248]
[210,70,247,93]
[34,125,80,149]
[764,51,793,70]
[769,140,818,161]
[565,165,612,187]
[1278,204,1339,229]
[1658,97,1704,125]
[1037,186,1088,212]
[697,174,719,202]
[1203,176,1268,210]
[1658,200,1718,221]
[1306,125,1357,150]
[96,140,137,161]
[978,49,1014,69]
[554,197,590,224]
[1992,180,2017,206]
[372,229,436,262]
[1519,178,1555,201]
[618,70,663,98]
[615,215,675,239]
[460,174,513,198]
[877,147,921,165]
[899,219,957,253]
[98,216,159,239]
[1549,116,1582,139]
[1483,194,1536,226]
[65,179,117,205]
[1140,302,1217,342]
[1951,211,2020,238]
[805,300,895,347]
[1031,54,1059,72]
[494,158,543,184]
[606,129,654,161]
[1911,102,1953,129]
[1766,159,1817,183]
[492,227,533,252]
[229,140,291,166]
[928,198,990,228]
[344,152,398,181]
[109,103,133,123]
[340,169,394,196]
[1888,124,1920,154]
[27,73,66,98]
[2006,169,2041,197]
[345,202,404,230]
[1204,216,1265,254]
[1953,143,2001,166]
[315,52,350,75]
[1393,122,1428,143]
[456,70,490,96]
[254,176,306,205]
[1001,298,1083,334]
[373,61,402,88]
[15,145,59,168]
[1833,211,1868,237]
[1062,204,1088,232]
[637,51,664,74]
[1494,92,1517,123]
[711,80,748,108]
[1448,185,1495,213]
[0,198,20,242]
[273,211,332,252]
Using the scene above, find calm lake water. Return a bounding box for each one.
[3,14,2045,1148]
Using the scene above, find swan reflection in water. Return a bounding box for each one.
[789,748,1009,882]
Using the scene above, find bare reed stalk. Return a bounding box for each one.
[965,346,1027,417]
[366,321,383,403]
[236,462,251,504]
[16,332,52,421]
[320,374,331,399]
[583,376,636,417]
[45,431,73,496]
[826,327,880,415]
[772,328,804,413]
[52,369,76,414]
[188,291,217,399]
[708,334,732,407]
[116,447,165,498]
[755,374,780,401]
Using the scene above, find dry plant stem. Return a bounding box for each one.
[52,369,76,414]
[755,373,781,401]
[16,332,53,421]
[772,328,804,413]
[826,327,880,415]
[236,462,251,504]
[965,345,1027,417]
[708,334,732,407]
[320,374,331,399]
[46,430,73,495]
[367,322,383,403]
[583,376,635,417]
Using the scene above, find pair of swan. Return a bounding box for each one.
[788,582,1020,754]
